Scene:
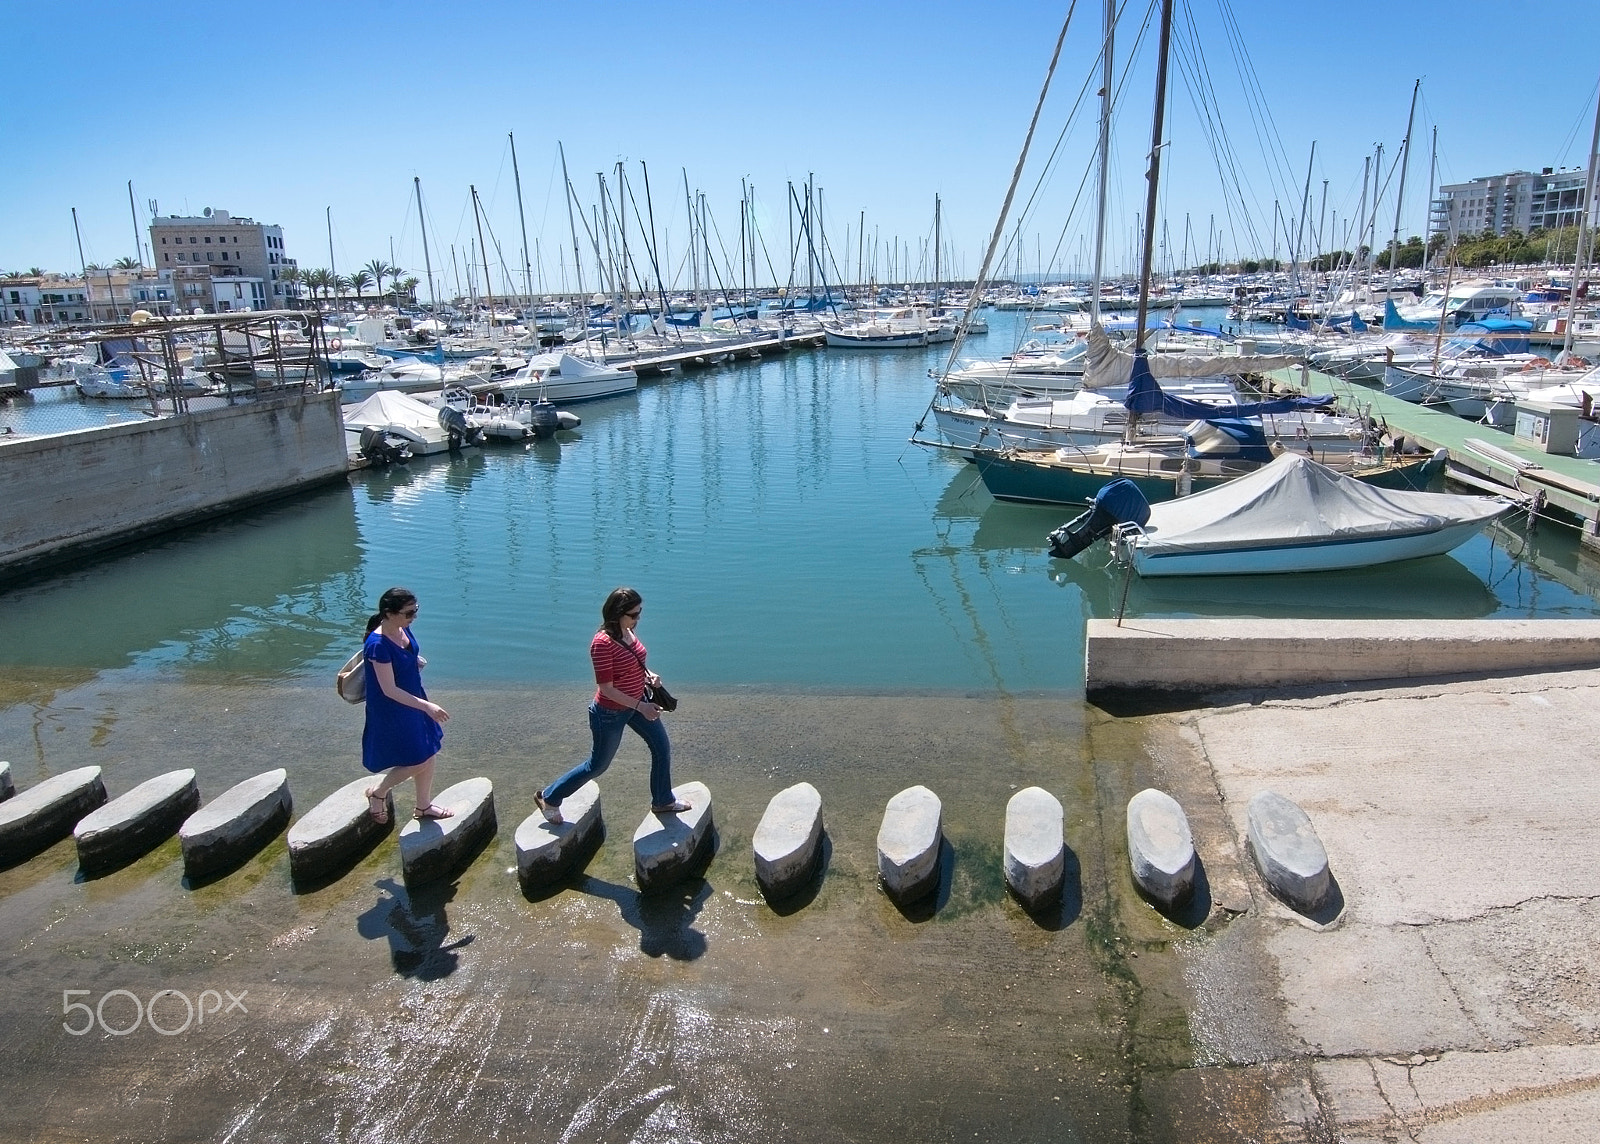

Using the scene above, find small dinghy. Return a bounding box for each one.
[1004,786,1065,911]
[1126,788,1195,908]
[0,766,107,865]
[74,769,200,873]
[752,782,824,903]
[1247,790,1331,913]
[515,780,603,893]
[877,785,943,906]
[397,778,496,887]
[633,782,713,891]
[179,769,292,880]
[286,777,395,885]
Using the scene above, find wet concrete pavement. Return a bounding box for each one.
[3,668,1594,1140]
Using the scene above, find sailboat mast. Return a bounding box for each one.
[1389,79,1421,276]
[326,207,337,303]
[1134,0,1176,348]
[558,142,586,300]
[414,178,438,312]
[470,185,496,338]
[1422,127,1438,275]
[510,132,534,306]
[1091,0,1115,321]
[1561,78,1600,361]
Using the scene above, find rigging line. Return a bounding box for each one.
[1552,76,1600,167]
[1214,0,1297,207]
[926,0,1080,400]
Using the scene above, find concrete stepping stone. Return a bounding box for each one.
[1004,786,1065,911]
[753,782,824,903]
[877,785,942,906]
[397,777,496,887]
[514,780,602,894]
[0,760,13,802]
[1126,788,1195,908]
[0,766,107,865]
[632,781,713,892]
[179,769,292,880]
[74,769,200,873]
[286,777,395,885]
[1247,790,1331,912]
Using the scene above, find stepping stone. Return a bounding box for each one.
[0,760,13,802]
[74,769,200,873]
[752,782,824,902]
[633,781,713,892]
[1126,788,1195,908]
[877,785,942,906]
[1247,790,1331,912]
[1004,786,1065,911]
[514,780,602,893]
[397,777,496,887]
[179,769,292,881]
[0,766,107,865]
[286,777,395,885]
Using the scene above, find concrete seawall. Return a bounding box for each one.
[1085,617,1600,694]
[0,391,347,581]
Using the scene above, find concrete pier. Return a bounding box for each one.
[1086,618,1600,695]
[752,782,824,903]
[514,780,602,894]
[877,785,942,906]
[397,778,496,887]
[632,781,713,892]
[73,769,200,873]
[179,768,292,880]
[0,766,107,866]
[286,777,394,885]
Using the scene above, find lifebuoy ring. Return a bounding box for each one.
[1520,356,1551,371]
[330,338,343,352]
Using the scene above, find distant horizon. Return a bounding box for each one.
[4,1,1598,295]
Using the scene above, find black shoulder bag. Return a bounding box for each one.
[617,635,678,712]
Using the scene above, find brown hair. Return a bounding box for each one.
[598,586,642,640]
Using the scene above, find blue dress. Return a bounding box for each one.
[361,627,443,773]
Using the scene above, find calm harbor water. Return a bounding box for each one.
[5,308,1600,694]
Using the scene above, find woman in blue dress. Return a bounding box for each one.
[361,587,452,823]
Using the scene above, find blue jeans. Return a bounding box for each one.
[543,700,674,808]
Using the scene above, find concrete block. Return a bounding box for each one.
[179,768,292,880]
[752,781,823,902]
[1004,786,1065,911]
[1085,618,1600,694]
[286,777,394,885]
[0,766,107,865]
[514,781,602,893]
[632,781,713,892]
[877,785,942,906]
[1127,787,1195,907]
[1247,790,1330,912]
[0,760,13,801]
[73,769,199,873]
[397,778,495,887]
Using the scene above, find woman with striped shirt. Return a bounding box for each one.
[534,587,690,824]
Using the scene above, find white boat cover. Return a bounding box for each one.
[523,351,630,378]
[1139,453,1511,556]
[1082,324,1304,389]
[342,390,443,432]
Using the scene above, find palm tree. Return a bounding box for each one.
[113,256,140,270]
[365,260,392,300]
[303,268,330,305]
[281,265,303,305]
[27,267,43,276]
[398,276,420,306]
[333,274,351,304]
[348,270,373,300]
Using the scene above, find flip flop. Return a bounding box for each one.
[413,804,455,820]
[365,789,389,824]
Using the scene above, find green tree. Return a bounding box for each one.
[348,270,373,300]
[365,260,393,299]
[113,256,140,270]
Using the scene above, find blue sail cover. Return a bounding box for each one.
[1451,318,1531,356]
[1285,311,1310,330]
[1383,297,1439,331]
[1122,348,1335,418]
[665,310,703,327]
[1350,311,1368,332]
[1185,418,1276,462]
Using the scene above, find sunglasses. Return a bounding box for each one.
[625,608,642,618]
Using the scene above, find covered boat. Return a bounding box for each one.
[1049,453,1513,575]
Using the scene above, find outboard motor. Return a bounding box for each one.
[358,426,412,466]
[529,401,561,440]
[1046,479,1151,559]
[437,404,484,449]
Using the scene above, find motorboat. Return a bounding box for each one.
[434,386,580,442]
[343,390,484,456]
[1045,452,1513,576]
[495,352,637,404]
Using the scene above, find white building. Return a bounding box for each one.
[149,208,298,311]
[1432,167,1598,240]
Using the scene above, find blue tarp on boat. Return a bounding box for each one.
[1383,298,1440,331]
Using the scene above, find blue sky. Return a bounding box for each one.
[4,0,1598,288]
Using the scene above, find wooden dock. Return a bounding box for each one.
[613,330,827,377]
[1270,367,1600,543]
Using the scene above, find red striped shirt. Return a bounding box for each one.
[590,631,646,709]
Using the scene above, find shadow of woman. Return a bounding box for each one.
[573,874,713,961]
[355,876,475,980]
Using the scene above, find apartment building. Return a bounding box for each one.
[149,209,299,312]
[1431,167,1598,239]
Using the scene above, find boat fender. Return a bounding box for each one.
[330,338,342,352]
